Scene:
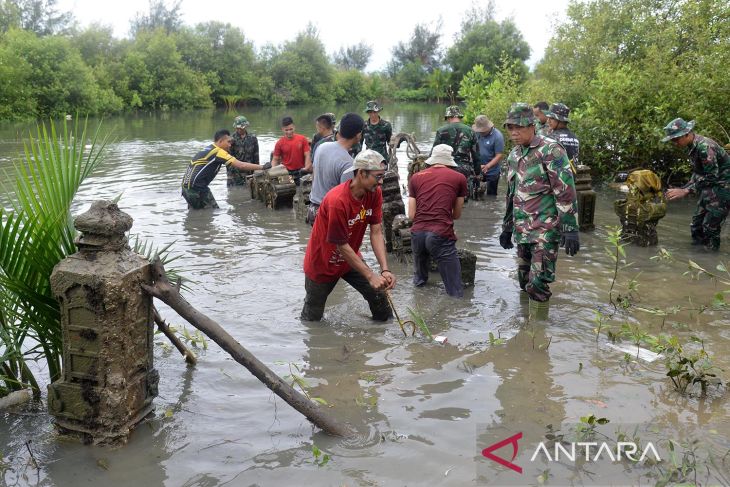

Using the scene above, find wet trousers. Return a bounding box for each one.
[182,187,219,209]
[690,188,730,250]
[482,172,500,196]
[412,231,463,297]
[301,271,392,321]
[516,240,559,302]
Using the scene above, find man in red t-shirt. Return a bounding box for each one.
[302,150,397,321]
[407,144,467,297]
[272,116,312,184]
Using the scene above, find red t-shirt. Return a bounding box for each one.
[408,166,467,240]
[303,181,383,283]
[273,134,310,171]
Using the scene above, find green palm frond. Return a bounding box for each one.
[130,235,189,290]
[0,118,109,393]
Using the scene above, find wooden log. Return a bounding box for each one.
[140,258,352,437]
[153,307,197,366]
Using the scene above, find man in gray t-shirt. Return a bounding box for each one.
[307,112,365,225]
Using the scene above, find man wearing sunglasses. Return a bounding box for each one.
[302,150,396,321]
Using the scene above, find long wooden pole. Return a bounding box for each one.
[141,258,352,437]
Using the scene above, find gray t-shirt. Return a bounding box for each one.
[309,142,354,205]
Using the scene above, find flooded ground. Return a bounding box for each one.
[1,105,728,486]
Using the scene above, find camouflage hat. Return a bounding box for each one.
[661,118,695,142]
[343,149,386,173]
[444,105,464,119]
[233,115,249,128]
[503,103,536,127]
[365,101,381,112]
[545,103,570,123]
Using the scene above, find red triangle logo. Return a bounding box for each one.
[482,432,523,474]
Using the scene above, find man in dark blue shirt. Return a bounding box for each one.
[473,115,505,196]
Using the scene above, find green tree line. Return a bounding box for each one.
[461,0,730,179]
[0,0,529,119]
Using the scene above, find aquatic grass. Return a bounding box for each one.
[0,118,109,396]
[406,306,432,340]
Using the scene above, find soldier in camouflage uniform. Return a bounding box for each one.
[663,118,730,251]
[363,101,393,162]
[533,101,552,137]
[545,103,579,173]
[499,103,580,304]
[227,116,260,186]
[432,105,480,200]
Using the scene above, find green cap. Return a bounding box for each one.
[661,118,695,142]
[365,101,381,112]
[545,103,570,122]
[503,103,536,127]
[444,105,464,119]
[233,116,249,128]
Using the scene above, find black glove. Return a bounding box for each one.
[499,231,514,249]
[560,231,580,256]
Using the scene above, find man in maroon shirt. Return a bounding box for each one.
[272,116,312,184]
[301,150,396,321]
[407,144,467,297]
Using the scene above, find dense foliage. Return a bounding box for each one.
[461,0,730,179]
[0,0,532,118]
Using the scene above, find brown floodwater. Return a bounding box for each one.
[0,105,728,486]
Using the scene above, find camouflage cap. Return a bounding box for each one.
[444,105,464,119]
[503,103,536,127]
[545,103,570,123]
[365,101,381,112]
[661,118,695,142]
[233,115,249,128]
[343,149,386,173]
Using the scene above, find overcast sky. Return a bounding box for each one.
[57,0,570,70]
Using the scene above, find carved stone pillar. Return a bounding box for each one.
[48,201,158,444]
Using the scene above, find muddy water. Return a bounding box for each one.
[1,105,728,486]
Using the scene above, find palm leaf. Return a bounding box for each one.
[0,118,109,392]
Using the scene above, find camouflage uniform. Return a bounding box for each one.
[502,103,579,302]
[545,103,578,171]
[182,186,218,209]
[663,119,730,250]
[536,120,552,137]
[433,105,480,198]
[227,116,260,186]
[363,101,393,161]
